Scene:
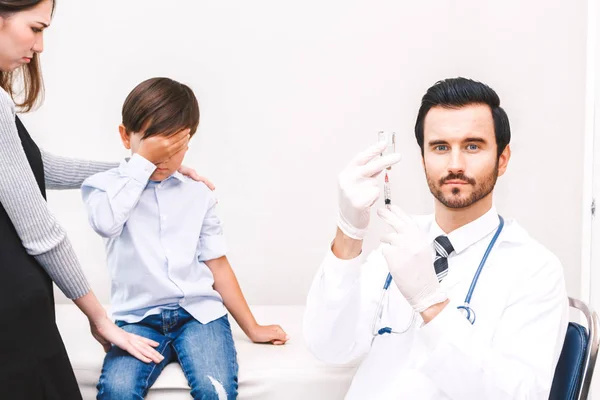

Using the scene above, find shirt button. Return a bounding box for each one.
[161,215,167,221]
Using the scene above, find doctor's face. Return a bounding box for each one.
[421,104,510,209]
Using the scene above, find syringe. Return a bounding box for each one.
[384,171,391,210]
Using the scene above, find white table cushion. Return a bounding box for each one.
[55,304,357,400]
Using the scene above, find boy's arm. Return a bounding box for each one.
[198,194,288,345]
[205,256,289,345]
[81,154,155,238]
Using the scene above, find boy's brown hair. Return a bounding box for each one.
[122,77,200,138]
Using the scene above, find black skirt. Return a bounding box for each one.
[0,117,82,400]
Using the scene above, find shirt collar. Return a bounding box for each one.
[119,157,130,169]
[148,171,186,184]
[427,206,500,255]
[170,171,186,182]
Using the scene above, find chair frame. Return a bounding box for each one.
[569,297,600,399]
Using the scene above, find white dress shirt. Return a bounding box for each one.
[304,206,568,399]
[81,154,227,324]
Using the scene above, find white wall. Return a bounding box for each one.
[20,0,587,305]
[587,0,600,397]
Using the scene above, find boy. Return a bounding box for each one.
[82,77,288,400]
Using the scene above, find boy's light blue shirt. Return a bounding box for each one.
[81,153,227,324]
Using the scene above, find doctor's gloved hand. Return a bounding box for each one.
[378,205,448,313]
[337,142,401,240]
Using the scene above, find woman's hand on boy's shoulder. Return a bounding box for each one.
[178,165,216,190]
[248,324,290,346]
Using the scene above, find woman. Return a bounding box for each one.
[0,1,212,398]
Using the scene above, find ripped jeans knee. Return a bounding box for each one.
[190,374,238,400]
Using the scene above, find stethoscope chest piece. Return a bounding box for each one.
[457,304,476,324]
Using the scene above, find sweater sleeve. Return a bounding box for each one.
[42,150,118,190]
[0,88,90,299]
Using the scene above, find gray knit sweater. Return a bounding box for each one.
[0,88,117,299]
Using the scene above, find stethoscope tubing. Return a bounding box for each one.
[373,215,505,335]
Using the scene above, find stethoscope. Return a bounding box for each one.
[372,215,505,336]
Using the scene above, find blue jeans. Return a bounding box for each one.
[96,308,238,400]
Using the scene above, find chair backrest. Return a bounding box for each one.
[550,297,600,400]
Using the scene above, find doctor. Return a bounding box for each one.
[304,77,569,399]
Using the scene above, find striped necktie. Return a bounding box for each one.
[434,235,454,281]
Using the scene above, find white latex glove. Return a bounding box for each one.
[378,205,448,312]
[337,141,402,239]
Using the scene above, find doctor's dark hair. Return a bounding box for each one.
[0,0,57,112]
[414,77,511,158]
[121,77,200,139]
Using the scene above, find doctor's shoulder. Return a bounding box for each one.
[496,218,564,281]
